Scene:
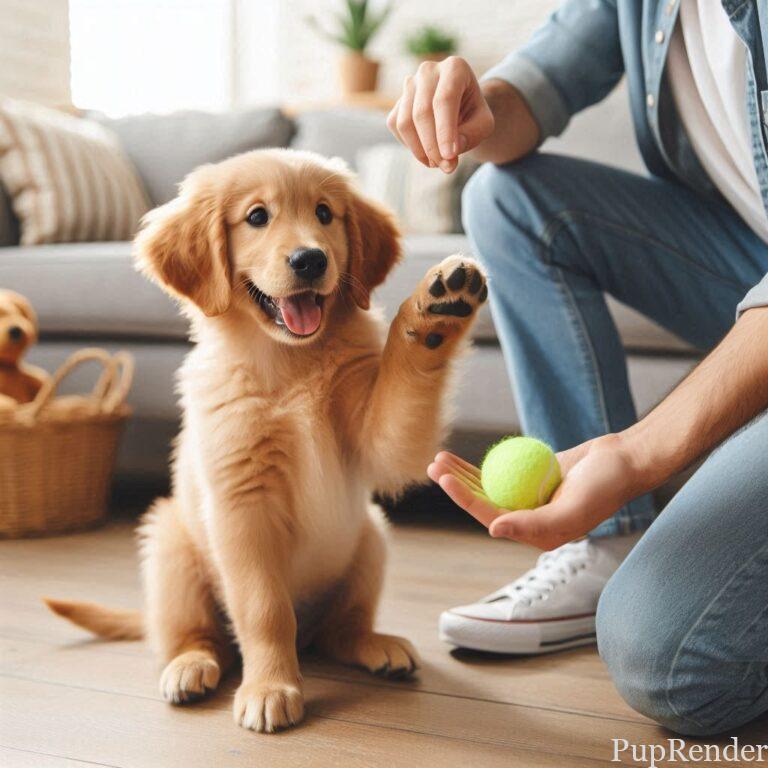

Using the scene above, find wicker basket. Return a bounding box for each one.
[0,348,134,538]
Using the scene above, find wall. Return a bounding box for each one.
[0,0,71,106]
[265,0,560,103]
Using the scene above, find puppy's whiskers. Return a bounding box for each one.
[339,273,369,305]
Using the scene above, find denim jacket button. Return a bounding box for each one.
[646,93,656,108]
[655,29,665,44]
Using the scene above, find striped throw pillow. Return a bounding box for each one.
[0,99,150,245]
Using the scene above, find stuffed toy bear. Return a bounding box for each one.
[0,290,48,407]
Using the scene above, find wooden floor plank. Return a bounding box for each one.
[0,634,664,765]
[1,676,608,768]
[4,517,764,768]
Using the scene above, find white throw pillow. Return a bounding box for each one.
[0,99,150,245]
[356,143,474,234]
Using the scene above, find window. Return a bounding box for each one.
[69,0,234,116]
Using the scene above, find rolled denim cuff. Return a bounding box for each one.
[481,53,571,140]
[736,274,768,319]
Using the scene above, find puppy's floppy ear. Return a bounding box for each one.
[344,189,402,310]
[133,170,231,317]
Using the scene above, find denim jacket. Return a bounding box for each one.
[483,0,768,315]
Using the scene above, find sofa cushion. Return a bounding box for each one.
[0,183,19,247]
[0,236,695,354]
[291,109,396,170]
[0,242,186,339]
[92,108,295,206]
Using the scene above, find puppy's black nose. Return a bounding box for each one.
[8,326,23,342]
[289,248,327,281]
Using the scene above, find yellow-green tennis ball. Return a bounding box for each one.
[480,436,561,510]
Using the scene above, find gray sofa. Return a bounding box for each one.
[0,95,698,478]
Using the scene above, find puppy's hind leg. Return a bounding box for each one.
[140,498,235,704]
[313,512,420,678]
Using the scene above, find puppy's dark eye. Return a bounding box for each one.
[315,203,333,225]
[246,206,269,227]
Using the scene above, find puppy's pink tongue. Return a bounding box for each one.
[278,293,321,336]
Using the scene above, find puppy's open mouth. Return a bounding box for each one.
[245,280,325,337]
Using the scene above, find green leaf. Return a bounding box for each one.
[306,0,390,52]
[404,24,458,56]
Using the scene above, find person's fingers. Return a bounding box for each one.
[489,500,590,550]
[394,76,430,166]
[456,91,495,153]
[489,508,546,543]
[386,98,402,142]
[431,458,484,493]
[438,474,499,528]
[434,451,482,481]
[441,458,484,491]
[412,62,448,170]
[433,58,464,161]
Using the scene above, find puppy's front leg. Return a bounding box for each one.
[362,255,486,492]
[208,506,303,733]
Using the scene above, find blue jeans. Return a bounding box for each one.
[462,154,768,536]
[598,410,768,735]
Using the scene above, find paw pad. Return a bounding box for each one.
[429,277,447,298]
[429,299,473,317]
[414,257,486,347]
[446,266,466,291]
[425,332,444,349]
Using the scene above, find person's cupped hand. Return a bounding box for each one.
[427,434,640,550]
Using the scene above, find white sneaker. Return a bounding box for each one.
[439,534,641,654]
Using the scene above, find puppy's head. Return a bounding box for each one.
[134,148,401,344]
[0,290,37,365]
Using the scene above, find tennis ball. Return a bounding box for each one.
[480,436,561,510]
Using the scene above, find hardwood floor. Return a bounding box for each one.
[0,511,764,767]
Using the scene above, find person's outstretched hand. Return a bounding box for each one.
[387,56,494,174]
[427,434,641,550]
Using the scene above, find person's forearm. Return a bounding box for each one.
[471,80,541,165]
[621,307,768,494]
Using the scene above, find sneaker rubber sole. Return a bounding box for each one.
[439,610,597,655]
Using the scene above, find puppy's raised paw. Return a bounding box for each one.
[234,680,304,733]
[406,255,486,350]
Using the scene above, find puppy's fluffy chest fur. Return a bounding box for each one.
[177,330,378,603]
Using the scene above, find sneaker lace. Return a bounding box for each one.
[500,540,591,607]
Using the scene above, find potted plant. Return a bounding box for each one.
[405,25,458,63]
[307,0,391,95]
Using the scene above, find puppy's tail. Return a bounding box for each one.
[44,598,144,640]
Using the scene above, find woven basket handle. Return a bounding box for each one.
[101,351,135,412]
[23,348,134,420]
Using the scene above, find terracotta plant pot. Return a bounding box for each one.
[417,52,451,63]
[338,51,380,95]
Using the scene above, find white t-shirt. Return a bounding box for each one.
[667,0,768,243]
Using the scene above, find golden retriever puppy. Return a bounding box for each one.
[46,148,486,733]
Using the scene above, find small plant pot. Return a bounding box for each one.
[339,51,380,95]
